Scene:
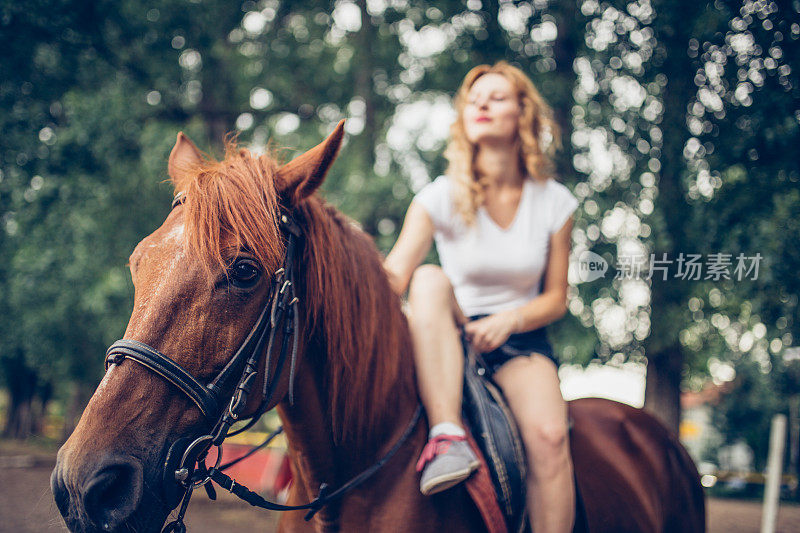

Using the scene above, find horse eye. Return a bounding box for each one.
[229,260,260,288]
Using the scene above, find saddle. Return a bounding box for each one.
[461,342,528,533]
[461,341,589,533]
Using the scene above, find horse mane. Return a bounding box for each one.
[172,139,415,446]
[170,140,286,275]
[295,198,415,445]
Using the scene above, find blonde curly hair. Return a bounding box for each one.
[444,61,562,225]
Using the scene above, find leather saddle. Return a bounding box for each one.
[461,341,588,533]
[461,341,529,532]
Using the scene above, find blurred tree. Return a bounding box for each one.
[0,0,420,437]
[712,359,787,472]
[0,0,229,436]
[642,0,714,431]
[680,0,800,485]
[0,0,104,436]
[545,0,798,434]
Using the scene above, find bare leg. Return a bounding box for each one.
[493,354,575,533]
[407,265,467,428]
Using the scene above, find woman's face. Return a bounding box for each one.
[462,73,521,146]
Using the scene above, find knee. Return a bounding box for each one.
[408,265,452,307]
[521,418,570,462]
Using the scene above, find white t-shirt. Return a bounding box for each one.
[413,175,579,317]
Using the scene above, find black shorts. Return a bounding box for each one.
[468,314,557,376]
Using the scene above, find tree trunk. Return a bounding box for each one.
[478,1,507,63]
[62,381,92,442]
[642,0,704,433]
[643,271,687,435]
[32,380,53,436]
[789,394,800,501]
[199,20,239,149]
[2,350,38,439]
[644,347,683,434]
[355,0,376,169]
[551,0,580,180]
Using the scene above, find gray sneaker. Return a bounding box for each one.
[416,435,480,495]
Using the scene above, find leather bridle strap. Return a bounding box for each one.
[208,404,423,520]
[105,339,219,422]
[206,301,273,400]
[103,282,278,427]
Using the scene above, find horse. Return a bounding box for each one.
[51,121,705,533]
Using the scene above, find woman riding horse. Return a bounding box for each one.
[51,120,705,532]
[385,61,577,532]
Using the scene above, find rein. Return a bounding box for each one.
[103,194,422,533]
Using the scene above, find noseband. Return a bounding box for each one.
[103,193,422,533]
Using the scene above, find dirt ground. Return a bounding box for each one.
[2,443,800,532]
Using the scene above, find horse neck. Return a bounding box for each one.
[276,350,425,531]
[275,353,337,487]
[277,344,420,459]
[280,197,421,475]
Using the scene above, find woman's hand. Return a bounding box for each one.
[464,311,521,353]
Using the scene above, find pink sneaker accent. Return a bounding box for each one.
[415,434,467,472]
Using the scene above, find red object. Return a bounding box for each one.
[273,454,292,493]
[414,434,468,472]
[205,444,288,494]
[463,431,509,533]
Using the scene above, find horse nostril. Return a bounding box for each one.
[51,467,70,518]
[82,459,143,531]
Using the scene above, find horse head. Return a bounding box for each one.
[51,122,345,533]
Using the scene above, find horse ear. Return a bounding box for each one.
[168,132,204,185]
[277,120,345,203]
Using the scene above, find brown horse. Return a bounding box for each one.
[51,122,705,533]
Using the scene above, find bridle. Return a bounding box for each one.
[106,193,304,430]
[104,193,422,533]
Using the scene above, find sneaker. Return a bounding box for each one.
[416,434,480,495]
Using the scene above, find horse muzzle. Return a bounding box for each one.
[52,452,145,532]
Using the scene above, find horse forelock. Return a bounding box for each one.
[171,139,414,448]
[171,139,285,275]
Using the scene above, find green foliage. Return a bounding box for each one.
[711,359,787,471]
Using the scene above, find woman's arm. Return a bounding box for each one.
[383,201,435,296]
[465,215,573,352]
[513,214,573,331]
